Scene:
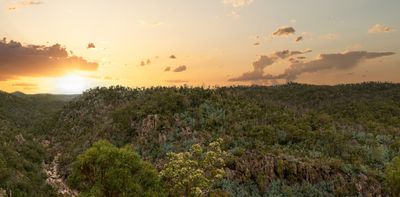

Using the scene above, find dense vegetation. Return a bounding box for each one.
[0,91,72,196]
[0,82,399,196]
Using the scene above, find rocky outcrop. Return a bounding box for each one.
[230,152,384,196]
[43,154,77,197]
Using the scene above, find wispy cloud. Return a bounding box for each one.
[223,0,254,7]
[369,24,393,33]
[165,80,189,83]
[8,0,43,11]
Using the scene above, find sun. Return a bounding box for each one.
[56,74,89,94]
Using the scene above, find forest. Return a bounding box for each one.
[0,82,399,196]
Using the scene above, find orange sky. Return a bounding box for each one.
[0,0,399,94]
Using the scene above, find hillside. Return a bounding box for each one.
[40,82,400,196]
[0,83,399,196]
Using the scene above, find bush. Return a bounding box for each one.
[68,140,164,196]
[385,156,400,195]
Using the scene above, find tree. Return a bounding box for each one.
[385,156,400,195]
[68,140,163,197]
[160,138,227,196]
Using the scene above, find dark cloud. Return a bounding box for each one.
[87,43,96,49]
[253,42,260,46]
[164,66,171,72]
[173,65,187,72]
[273,26,295,36]
[295,36,303,42]
[169,55,176,59]
[229,49,311,82]
[230,51,395,83]
[0,38,98,81]
[165,80,189,83]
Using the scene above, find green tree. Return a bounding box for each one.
[68,140,163,197]
[160,138,227,196]
[385,156,400,195]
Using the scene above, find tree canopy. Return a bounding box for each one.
[68,140,163,197]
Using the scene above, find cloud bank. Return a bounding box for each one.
[0,38,98,81]
[230,51,395,83]
[229,49,312,81]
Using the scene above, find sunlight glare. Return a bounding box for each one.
[56,74,88,94]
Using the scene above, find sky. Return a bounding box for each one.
[0,0,399,94]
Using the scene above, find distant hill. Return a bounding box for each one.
[0,91,76,129]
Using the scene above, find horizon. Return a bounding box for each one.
[1,0,399,94]
[2,81,399,95]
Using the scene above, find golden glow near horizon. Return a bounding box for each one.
[0,0,399,93]
[55,74,88,94]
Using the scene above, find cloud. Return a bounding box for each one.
[0,38,98,81]
[229,49,311,81]
[164,66,171,72]
[320,34,337,40]
[369,24,393,33]
[138,20,163,28]
[223,0,254,7]
[274,51,395,81]
[253,42,260,46]
[273,26,295,36]
[87,43,96,49]
[169,55,176,59]
[173,65,187,72]
[140,59,151,66]
[8,0,42,11]
[165,80,189,83]
[12,82,38,87]
[273,49,312,59]
[295,36,303,42]
[230,51,395,83]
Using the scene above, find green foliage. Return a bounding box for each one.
[265,180,334,197]
[2,82,400,196]
[0,119,55,196]
[160,138,227,196]
[68,140,164,197]
[385,156,400,195]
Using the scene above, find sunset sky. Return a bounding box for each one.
[0,0,399,93]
